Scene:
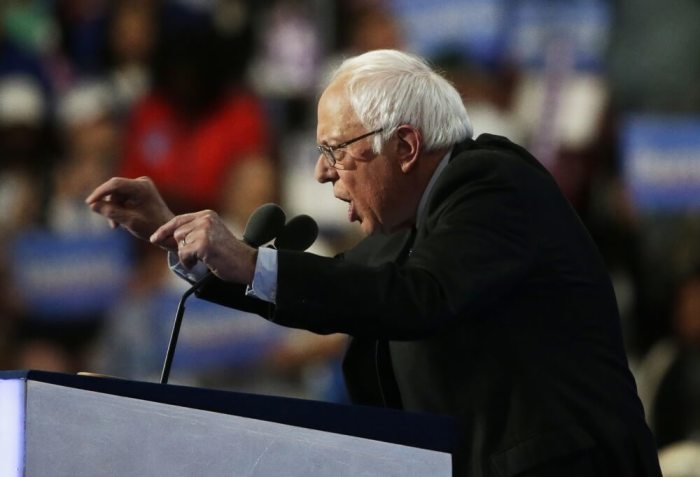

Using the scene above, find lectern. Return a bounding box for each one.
[0,370,456,476]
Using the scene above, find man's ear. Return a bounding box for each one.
[395,125,421,173]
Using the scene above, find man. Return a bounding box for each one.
[87,50,661,476]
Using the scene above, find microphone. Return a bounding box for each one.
[274,215,318,251]
[243,203,287,247]
[160,203,286,384]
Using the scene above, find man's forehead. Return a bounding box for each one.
[317,79,360,138]
[319,79,350,115]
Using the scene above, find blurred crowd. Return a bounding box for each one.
[0,0,699,472]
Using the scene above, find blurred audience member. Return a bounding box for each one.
[0,74,51,233]
[50,79,120,233]
[118,24,275,230]
[513,56,609,213]
[0,4,54,96]
[604,0,700,359]
[15,338,73,372]
[0,15,57,369]
[636,268,700,448]
[248,0,321,100]
[1,0,57,60]
[433,49,525,144]
[658,440,700,477]
[54,0,110,75]
[9,79,128,374]
[103,0,157,117]
[336,2,404,56]
[608,0,700,113]
[93,245,175,382]
[0,249,24,370]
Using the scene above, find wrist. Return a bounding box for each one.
[245,247,258,285]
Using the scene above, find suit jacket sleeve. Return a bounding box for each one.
[195,278,274,317]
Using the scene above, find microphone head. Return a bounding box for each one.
[242,203,286,246]
[274,214,319,251]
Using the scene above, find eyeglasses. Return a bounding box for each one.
[317,128,384,169]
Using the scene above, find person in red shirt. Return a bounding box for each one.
[119,24,275,227]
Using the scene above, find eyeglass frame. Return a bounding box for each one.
[317,128,384,168]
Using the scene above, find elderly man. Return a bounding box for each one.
[87,50,660,476]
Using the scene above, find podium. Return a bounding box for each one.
[0,370,456,476]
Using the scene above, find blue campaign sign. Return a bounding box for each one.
[390,0,508,66]
[622,115,700,211]
[10,230,133,321]
[507,0,611,72]
[150,289,287,372]
[389,0,610,70]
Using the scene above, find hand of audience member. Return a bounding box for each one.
[86,177,176,250]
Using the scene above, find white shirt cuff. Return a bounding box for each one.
[245,246,278,303]
[168,251,210,284]
[168,248,278,304]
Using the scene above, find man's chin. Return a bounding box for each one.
[359,220,378,236]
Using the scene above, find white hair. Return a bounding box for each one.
[330,49,473,153]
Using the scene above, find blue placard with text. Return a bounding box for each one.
[622,115,700,211]
[390,0,508,66]
[389,0,610,70]
[507,0,610,71]
[10,230,133,321]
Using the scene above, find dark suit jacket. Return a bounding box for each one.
[197,134,661,477]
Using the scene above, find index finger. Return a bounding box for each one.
[150,212,201,244]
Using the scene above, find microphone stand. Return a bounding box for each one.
[160,272,212,384]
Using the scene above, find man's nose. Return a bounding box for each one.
[315,155,338,183]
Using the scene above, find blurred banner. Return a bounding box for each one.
[391,0,507,65]
[390,0,610,70]
[10,230,133,321]
[622,115,700,211]
[149,289,286,373]
[508,0,610,71]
